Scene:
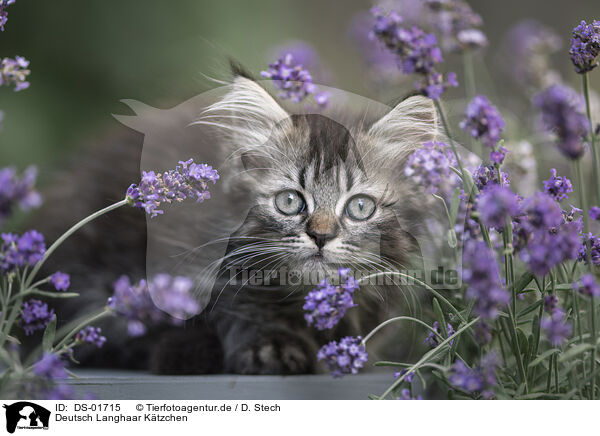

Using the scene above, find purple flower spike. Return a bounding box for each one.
[76,326,107,348]
[462,241,509,320]
[449,352,499,399]
[370,7,457,99]
[460,95,505,151]
[261,54,329,108]
[590,206,600,220]
[543,169,573,202]
[126,159,218,218]
[541,309,572,346]
[317,336,368,378]
[0,0,15,31]
[49,271,70,291]
[472,165,510,192]
[534,84,589,160]
[569,20,600,74]
[20,299,54,336]
[34,353,68,380]
[424,321,455,347]
[0,165,42,225]
[0,230,46,273]
[574,274,600,298]
[477,185,520,229]
[303,269,358,330]
[109,274,200,336]
[0,56,30,91]
[404,141,459,195]
[579,233,600,266]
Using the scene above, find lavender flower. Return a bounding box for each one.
[462,241,510,320]
[476,185,520,229]
[33,353,67,380]
[569,20,600,74]
[534,84,589,159]
[303,268,358,330]
[543,169,573,202]
[448,352,499,399]
[268,41,327,82]
[460,96,505,162]
[0,230,46,273]
[424,321,455,347]
[521,221,581,276]
[109,274,200,336]
[317,336,368,378]
[0,166,41,224]
[574,274,600,298]
[49,271,70,291]
[0,0,15,31]
[590,206,600,220]
[501,20,562,90]
[579,233,600,266]
[522,192,564,230]
[404,141,458,195]
[0,56,30,91]
[425,0,486,52]
[472,165,510,192]
[543,294,559,313]
[394,369,415,383]
[76,326,107,348]
[518,193,581,275]
[370,7,457,99]
[260,54,329,107]
[20,299,54,336]
[126,159,218,218]
[541,309,572,346]
[147,274,200,321]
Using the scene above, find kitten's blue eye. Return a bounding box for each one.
[274,190,305,216]
[345,195,376,221]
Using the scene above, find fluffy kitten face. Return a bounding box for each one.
[198,75,442,282]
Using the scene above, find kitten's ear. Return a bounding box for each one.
[368,95,441,151]
[196,71,291,151]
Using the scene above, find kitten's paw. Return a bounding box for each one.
[227,334,313,375]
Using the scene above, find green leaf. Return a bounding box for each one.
[42,316,57,352]
[517,300,542,319]
[433,298,447,338]
[517,328,528,355]
[367,394,380,400]
[528,348,560,368]
[449,187,461,224]
[558,344,595,363]
[447,229,457,248]
[29,290,80,299]
[514,271,534,294]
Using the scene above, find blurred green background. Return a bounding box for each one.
[0,0,599,176]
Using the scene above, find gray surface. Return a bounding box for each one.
[68,370,393,400]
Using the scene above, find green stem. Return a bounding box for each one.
[434,100,466,179]
[378,317,481,400]
[574,158,596,399]
[361,316,443,346]
[25,199,128,288]
[52,309,112,353]
[582,73,600,203]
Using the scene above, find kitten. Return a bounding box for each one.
[31,66,444,375]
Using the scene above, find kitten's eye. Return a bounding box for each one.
[274,190,306,216]
[345,195,376,221]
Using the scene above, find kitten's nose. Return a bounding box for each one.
[306,212,339,250]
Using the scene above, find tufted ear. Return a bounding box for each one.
[194,73,291,153]
[367,95,441,160]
